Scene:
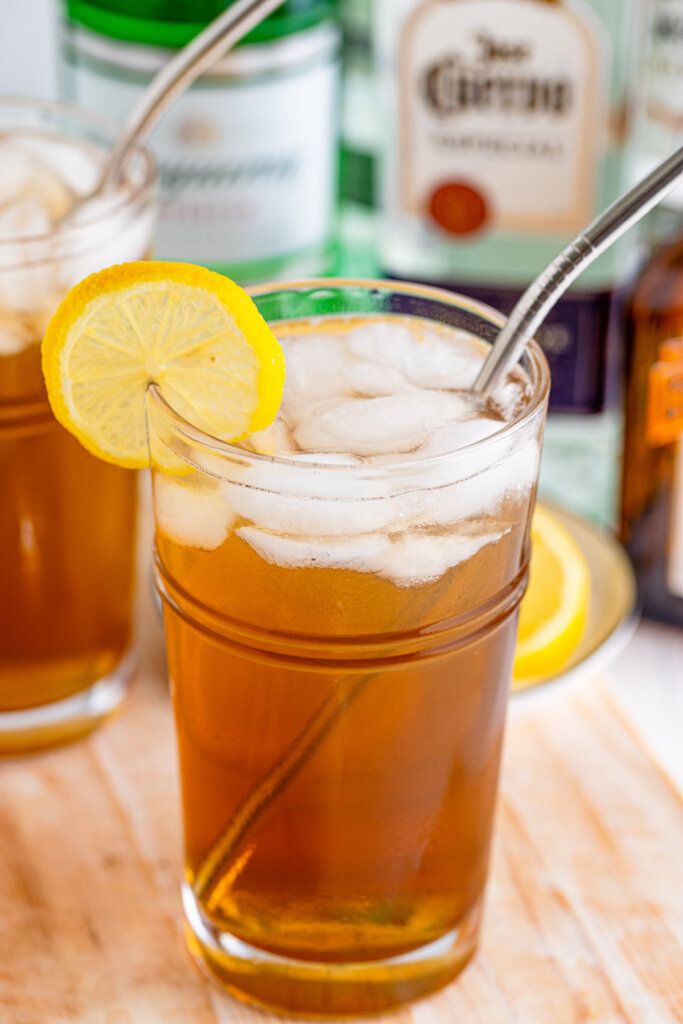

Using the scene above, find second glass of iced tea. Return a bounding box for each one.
[0,98,156,754]
[149,280,549,1016]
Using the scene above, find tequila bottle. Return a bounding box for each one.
[58,0,340,284]
[375,0,642,525]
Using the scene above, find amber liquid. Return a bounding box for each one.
[621,232,683,625]
[156,502,528,1015]
[0,340,137,736]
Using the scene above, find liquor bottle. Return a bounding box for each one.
[58,0,340,284]
[619,0,683,626]
[375,0,642,526]
[621,246,683,626]
[631,0,683,214]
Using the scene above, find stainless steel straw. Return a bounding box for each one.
[474,144,683,394]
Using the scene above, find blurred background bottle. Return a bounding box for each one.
[338,0,378,274]
[58,0,340,284]
[620,0,683,626]
[375,0,643,527]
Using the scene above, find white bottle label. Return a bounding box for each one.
[396,0,604,238]
[60,23,339,271]
[636,0,683,207]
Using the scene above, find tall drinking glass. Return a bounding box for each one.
[0,98,156,754]
[148,280,550,1016]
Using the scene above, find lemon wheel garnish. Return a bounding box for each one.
[513,505,590,688]
[41,261,285,468]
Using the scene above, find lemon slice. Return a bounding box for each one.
[513,505,590,688]
[41,261,285,468]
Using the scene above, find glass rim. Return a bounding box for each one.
[147,277,550,479]
[0,94,156,256]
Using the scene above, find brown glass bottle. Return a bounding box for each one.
[621,228,683,626]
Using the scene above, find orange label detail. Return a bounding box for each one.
[647,339,683,447]
[428,182,488,236]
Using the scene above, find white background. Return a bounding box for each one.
[0,0,57,99]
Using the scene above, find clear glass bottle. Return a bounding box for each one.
[58,0,341,284]
[375,0,643,526]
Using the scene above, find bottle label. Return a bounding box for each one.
[647,340,683,446]
[397,0,604,238]
[635,0,683,206]
[60,22,339,271]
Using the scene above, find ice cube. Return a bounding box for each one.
[0,140,36,204]
[221,467,396,536]
[0,139,73,221]
[0,199,56,313]
[344,319,485,390]
[0,198,51,241]
[154,474,234,551]
[239,418,295,456]
[488,375,532,420]
[279,333,346,421]
[232,488,395,537]
[15,135,101,196]
[293,391,470,456]
[415,435,541,526]
[343,361,414,397]
[377,530,505,586]
[405,337,483,390]
[418,418,503,457]
[236,526,390,572]
[345,319,420,367]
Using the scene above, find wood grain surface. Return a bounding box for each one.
[1,613,682,1024]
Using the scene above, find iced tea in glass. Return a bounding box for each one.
[149,281,549,1016]
[0,98,156,753]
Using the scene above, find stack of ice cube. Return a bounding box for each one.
[0,131,152,356]
[155,318,542,586]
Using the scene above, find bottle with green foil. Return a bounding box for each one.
[59,0,340,284]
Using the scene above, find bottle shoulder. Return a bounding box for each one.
[63,1,337,47]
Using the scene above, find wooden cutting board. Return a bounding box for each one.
[1,614,682,1024]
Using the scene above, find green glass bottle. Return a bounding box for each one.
[59,0,340,284]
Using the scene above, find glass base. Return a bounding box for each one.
[0,650,135,756]
[182,883,481,1019]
